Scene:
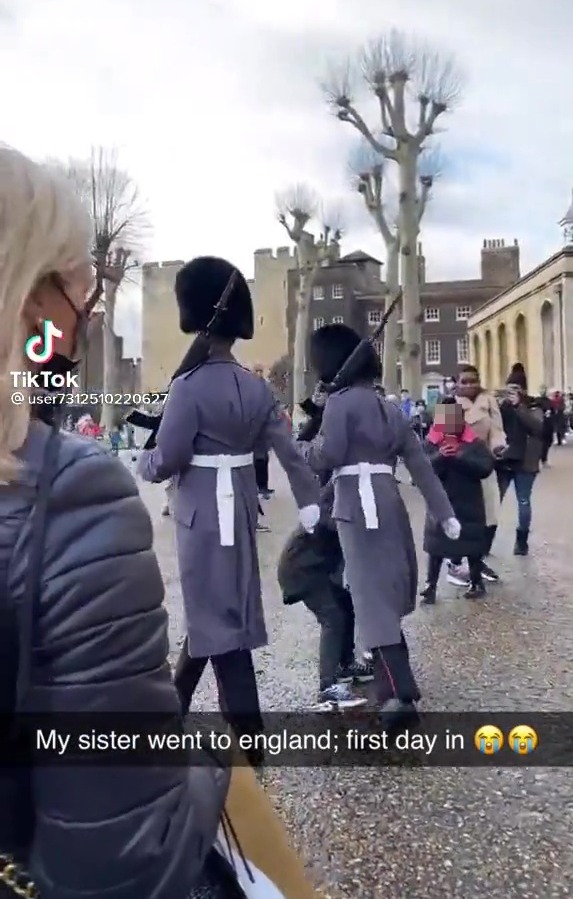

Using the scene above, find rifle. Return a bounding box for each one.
[126,270,238,449]
[296,289,403,440]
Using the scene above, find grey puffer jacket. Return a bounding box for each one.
[0,419,230,899]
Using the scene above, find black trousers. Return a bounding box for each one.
[427,554,483,587]
[174,640,264,761]
[254,455,269,492]
[302,584,355,690]
[372,633,421,705]
[540,430,553,463]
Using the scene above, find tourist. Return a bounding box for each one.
[412,399,431,441]
[0,145,248,898]
[302,323,459,732]
[441,375,457,399]
[497,364,544,555]
[138,256,320,767]
[550,389,567,446]
[400,387,416,420]
[452,364,507,583]
[277,395,373,710]
[109,425,121,456]
[277,481,369,711]
[420,398,495,603]
[253,363,274,498]
[537,385,554,466]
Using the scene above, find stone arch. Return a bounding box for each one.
[540,300,555,388]
[484,330,493,387]
[472,333,481,373]
[497,322,508,384]
[514,313,528,371]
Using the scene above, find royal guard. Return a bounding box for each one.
[303,324,460,731]
[138,256,320,766]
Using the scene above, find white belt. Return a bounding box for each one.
[333,462,393,530]
[190,453,254,546]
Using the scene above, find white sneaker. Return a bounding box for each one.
[446,562,470,587]
[315,683,367,712]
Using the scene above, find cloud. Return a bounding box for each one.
[3,0,573,350]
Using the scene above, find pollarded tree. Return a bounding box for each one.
[350,139,443,394]
[50,148,148,429]
[276,184,343,418]
[324,30,462,395]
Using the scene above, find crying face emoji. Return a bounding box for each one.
[474,725,504,755]
[508,725,538,755]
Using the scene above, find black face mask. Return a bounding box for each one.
[33,276,89,391]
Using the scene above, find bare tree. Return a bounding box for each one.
[350,138,443,393]
[50,148,148,430]
[324,30,462,395]
[276,184,342,418]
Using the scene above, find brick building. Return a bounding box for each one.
[291,239,521,401]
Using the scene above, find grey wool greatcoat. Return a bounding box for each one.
[306,386,454,649]
[139,357,319,658]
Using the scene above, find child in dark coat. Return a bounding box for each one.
[421,398,495,602]
[278,405,372,710]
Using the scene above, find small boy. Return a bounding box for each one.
[278,404,372,710]
[421,398,494,602]
[278,505,372,710]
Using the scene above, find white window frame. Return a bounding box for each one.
[425,339,441,366]
[368,309,382,325]
[456,335,469,363]
[332,315,344,324]
[313,316,325,330]
[312,286,324,301]
[332,284,344,300]
[424,307,440,322]
[456,305,472,321]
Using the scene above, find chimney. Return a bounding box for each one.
[480,238,520,287]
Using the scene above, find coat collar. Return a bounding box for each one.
[456,391,493,422]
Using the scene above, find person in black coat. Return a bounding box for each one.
[537,385,554,466]
[421,398,495,602]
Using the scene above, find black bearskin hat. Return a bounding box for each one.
[175,256,254,340]
[309,323,381,384]
[506,362,528,391]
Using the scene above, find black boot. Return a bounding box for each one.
[419,583,437,604]
[373,642,420,736]
[513,529,529,556]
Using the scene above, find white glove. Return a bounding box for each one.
[442,517,461,540]
[299,504,320,533]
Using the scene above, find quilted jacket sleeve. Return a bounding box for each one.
[8,437,229,899]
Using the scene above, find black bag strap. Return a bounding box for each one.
[16,426,61,711]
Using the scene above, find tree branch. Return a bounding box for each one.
[338,103,398,160]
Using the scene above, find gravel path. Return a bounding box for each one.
[134,446,573,899]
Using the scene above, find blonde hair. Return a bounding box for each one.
[0,146,92,483]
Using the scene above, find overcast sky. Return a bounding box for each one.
[3,0,573,355]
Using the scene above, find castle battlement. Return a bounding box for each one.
[482,239,519,250]
[253,246,295,260]
[142,259,185,272]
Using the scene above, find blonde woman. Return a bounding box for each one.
[453,364,507,583]
[0,147,245,898]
